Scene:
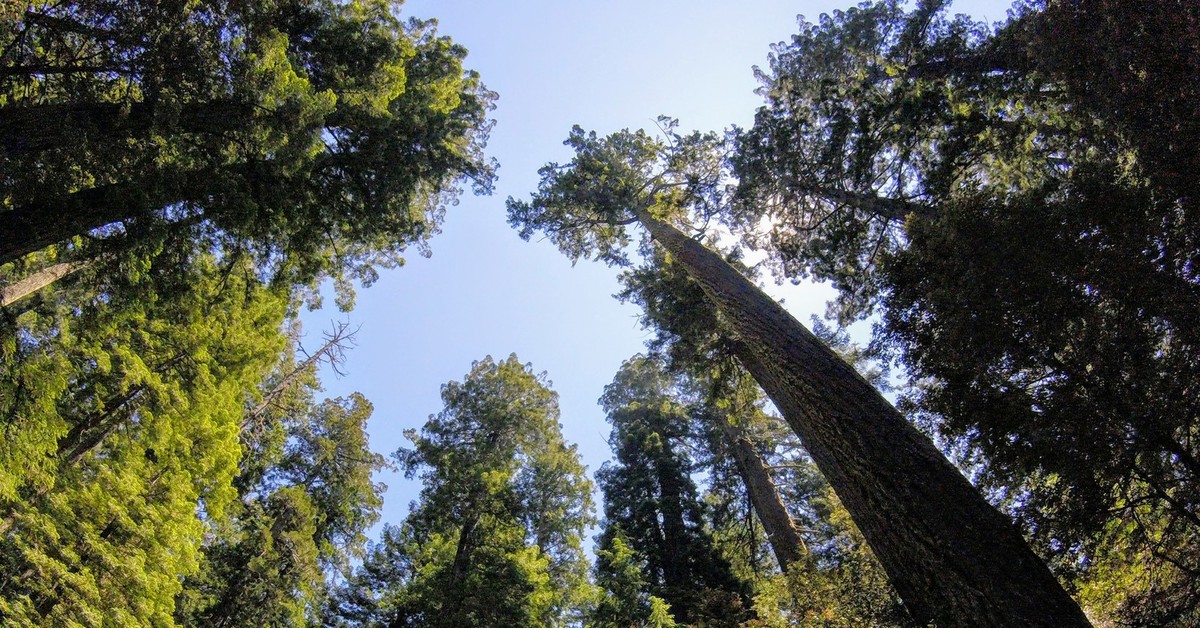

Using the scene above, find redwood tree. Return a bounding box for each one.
[507,123,1089,626]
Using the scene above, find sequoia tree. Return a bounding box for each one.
[732,2,1200,620]
[594,357,753,626]
[618,255,910,623]
[507,123,1089,625]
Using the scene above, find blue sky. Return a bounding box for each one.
[306,0,1016,538]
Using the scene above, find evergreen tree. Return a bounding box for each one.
[0,0,495,292]
[507,121,1088,625]
[732,2,1200,621]
[175,388,387,627]
[594,357,753,627]
[330,355,594,627]
[592,529,678,628]
[0,254,289,624]
[0,2,494,622]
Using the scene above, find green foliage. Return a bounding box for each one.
[594,357,754,627]
[1,0,495,297]
[0,253,289,625]
[1026,0,1200,216]
[276,393,386,568]
[331,356,594,627]
[1,2,493,622]
[732,0,1093,322]
[176,487,325,628]
[176,391,387,627]
[506,120,727,267]
[734,0,1200,622]
[594,529,666,627]
[884,176,1200,622]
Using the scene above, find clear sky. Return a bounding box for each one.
[305,0,1016,538]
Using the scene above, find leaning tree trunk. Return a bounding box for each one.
[0,261,85,307]
[0,177,188,266]
[633,208,1089,627]
[714,417,806,572]
[0,164,240,267]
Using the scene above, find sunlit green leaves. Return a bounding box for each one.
[333,356,594,627]
[506,121,726,267]
[0,253,288,624]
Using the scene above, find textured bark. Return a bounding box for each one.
[0,185,138,266]
[634,208,1089,627]
[447,512,480,592]
[715,418,806,572]
[0,175,201,266]
[0,261,84,306]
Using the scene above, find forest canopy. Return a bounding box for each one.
[2,0,1199,626]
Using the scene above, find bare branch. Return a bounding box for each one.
[243,321,360,426]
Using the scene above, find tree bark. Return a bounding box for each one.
[0,175,200,266]
[633,208,1090,627]
[655,441,689,590]
[715,418,807,572]
[0,261,85,307]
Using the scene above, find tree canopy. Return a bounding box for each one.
[329,355,595,627]
[1,0,495,297]
[0,1,493,624]
[509,116,1088,624]
[733,2,1200,621]
[4,0,1199,624]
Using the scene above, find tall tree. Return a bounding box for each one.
[613,253,909,623]
[176,375,387,627]
[617,250,808,574]
[594,357,753,627]
[330,355,595,628]
[1,2,495,622]
[0,253,289,624]
[732,2,1200,621]
[1,0,494,293]
[507,122,1089,625]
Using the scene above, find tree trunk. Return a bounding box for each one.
[0,162,255,267]
[655,441,690,590]
[714,417,807,572]
[0,261,85,307]
[633,208,1089,627]
[0,100,256,156]
[0,176,197,266]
